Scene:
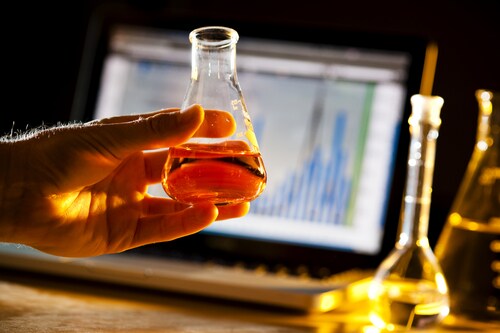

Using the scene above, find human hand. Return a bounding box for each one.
[0,104,249,257]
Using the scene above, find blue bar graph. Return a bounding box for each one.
[251,111,352,225]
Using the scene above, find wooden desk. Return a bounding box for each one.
[1,269,498,333]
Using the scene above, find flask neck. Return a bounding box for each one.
[476,89,500,148]
[448,90,500,224]
[182,26,242,112]
[190,28,238,82]
[180,26,260,152]
[397,95,443,248]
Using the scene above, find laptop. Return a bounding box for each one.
[0,9,437,313]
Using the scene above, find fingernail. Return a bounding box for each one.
[179,104,204,125]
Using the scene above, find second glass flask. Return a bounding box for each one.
[368,95,450,331]
[162,26,267,205]
[435,89,500,321]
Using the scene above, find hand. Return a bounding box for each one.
[0,104,249,257]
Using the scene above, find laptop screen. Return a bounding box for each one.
[71,21,433,272]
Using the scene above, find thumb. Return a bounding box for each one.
[82,104,204,158]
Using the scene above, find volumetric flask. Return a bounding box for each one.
[368,95,450,331]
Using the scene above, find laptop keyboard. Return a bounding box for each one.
[126,246,371,284]
[0,243,373,312]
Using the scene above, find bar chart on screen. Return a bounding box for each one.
[248,78,373,226]
[205,74,402,253]
[251,110,354,224]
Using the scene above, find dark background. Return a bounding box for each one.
[3,0,500,248]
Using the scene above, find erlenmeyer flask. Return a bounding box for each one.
[162,26,267,205]
[435,89,500,321]
[368,95,450,331]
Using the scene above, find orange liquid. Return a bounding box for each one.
[162,142,267,205]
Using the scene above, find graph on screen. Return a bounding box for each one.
[247,78,375,229]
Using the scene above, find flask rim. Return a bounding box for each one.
[475,89,498,101]
[189,26,239,49]
[476,89,494,117]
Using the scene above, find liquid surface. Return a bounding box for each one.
[162,142,267,205]
[369,279,449,331]
[436,217,500,320]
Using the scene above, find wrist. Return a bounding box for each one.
[0,140,28,243]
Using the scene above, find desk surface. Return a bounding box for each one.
[1,269,498,333]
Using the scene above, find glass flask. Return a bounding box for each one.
[162,26,267,205]
[435,89,500,321]
[368,94,450,331]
